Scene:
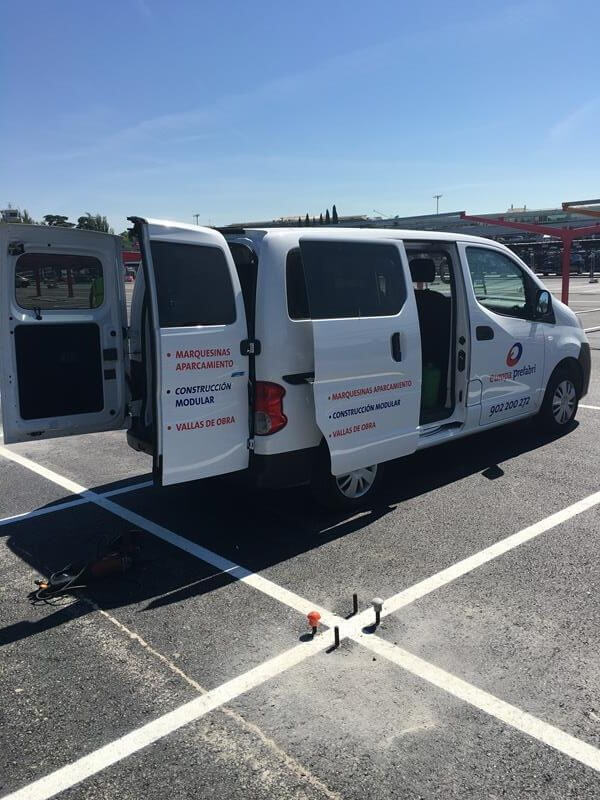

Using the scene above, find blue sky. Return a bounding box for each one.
[1,0,599,231]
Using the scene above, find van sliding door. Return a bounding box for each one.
[299,237,422,475]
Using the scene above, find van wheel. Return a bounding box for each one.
[538,367,579,433]
[311,453,384,511]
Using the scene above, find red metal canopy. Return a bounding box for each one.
[460,211,600,304]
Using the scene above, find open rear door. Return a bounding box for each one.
[299,236,422,475]
[131,218,250,486]
[0,224,128,443]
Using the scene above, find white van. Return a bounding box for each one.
[0,219,591,509]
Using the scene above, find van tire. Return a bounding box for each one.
[538,365,579,433]
[310,448,385,511]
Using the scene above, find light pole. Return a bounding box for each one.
[433,194,442,215]
[193,213,200,225]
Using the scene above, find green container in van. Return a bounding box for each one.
[422,363,441,409]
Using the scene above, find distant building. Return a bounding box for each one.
[1,208,21,223]
[224,207,599,240]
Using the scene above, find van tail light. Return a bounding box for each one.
[255,381,287,435]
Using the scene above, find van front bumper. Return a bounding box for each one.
[579,342,591,397]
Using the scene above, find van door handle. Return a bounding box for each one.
[391,332,402,362]
[457,350,466,372]
[476,325,494,341]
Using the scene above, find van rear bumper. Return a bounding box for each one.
[250,447,317,489]
[126,428,317,489]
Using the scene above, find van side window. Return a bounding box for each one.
[298,241,406,319]
[150,241,236,327]
[15,253,104,310]
[466,247,532,319]
[286,248,310,320]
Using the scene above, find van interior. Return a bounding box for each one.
[406,245,458,426]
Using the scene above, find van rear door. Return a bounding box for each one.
[0,224,128,443]
[131,218,250,486]
[298,236,422,475]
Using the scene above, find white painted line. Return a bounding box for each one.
[1,635,334,800]
[348,488,600,626]
[0,498,89,528]
[580,404,600,410]
[355,634,600,773]
[86,599,342,800]
[0,480,153,530]
[574,307,600,314]
[0,446,339,627]
[584,325,600,333]
[4,446,600,792]
[102,480,153,497]
[3,444,600,641]
[3,444,600,638]
[0,447,90,496]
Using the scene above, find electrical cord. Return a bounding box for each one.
[32,530,142,603]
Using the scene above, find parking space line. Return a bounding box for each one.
[0,497,89,528]
[357,488,600,624]
[4,446,600,634]
[584,326,600,333]
[0,480,153,530]
[87,599,342,800]
[0,446,340,626]
[3,443,600,642]
[4,444,600,792]
[102,481,154,497]
[1,635,335,800]
[353,634,600,773]
[580,404,600,410]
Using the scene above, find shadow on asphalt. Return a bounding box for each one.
[1,418,577,647]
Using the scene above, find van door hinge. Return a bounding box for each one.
[8,241,24,256]
[240,339,261,356]
[247,438,255,451]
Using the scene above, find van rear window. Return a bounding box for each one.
[15,253,104,310]
[297,241,406,319]
[150,241,236,327]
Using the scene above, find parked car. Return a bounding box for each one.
[541,251,585,275]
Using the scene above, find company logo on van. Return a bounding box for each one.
[506,342,523,367]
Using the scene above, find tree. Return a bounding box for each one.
[305,213,310,226]
[118,228,138,247]
[21,209,35,224]
[332,204,338,224]
[77,212,112,233]
[43,214,74,227]
[298,217,302,226]
[312,216,316,225]
[319,213,323,225]
[325,208,331,225]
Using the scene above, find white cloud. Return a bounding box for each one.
[549,97,600,141]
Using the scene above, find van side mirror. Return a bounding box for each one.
[535,289,552,318]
